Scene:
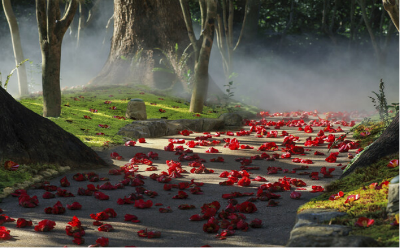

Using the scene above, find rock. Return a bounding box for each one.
[126,98,147,120]
[202,118,224,131]
[59,166,71,173]
[290,225,352,239]
[294,208,348,228]
[286,235,378,247]
[31,175,44,184]
[40,170,53,178]
[218,113,243,126]
[118,118,227,139]
[3,187,14,195]
[233,110,257,120]
[386,181,399,215]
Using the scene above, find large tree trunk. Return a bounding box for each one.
[0,86,108,169]
[36,0,78,117]
[2,0,29,97]
[341,113,399,178]
[88,0,190,91]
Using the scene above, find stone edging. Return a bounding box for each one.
[285,208,379,246]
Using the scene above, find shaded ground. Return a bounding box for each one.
[0,117,353,247]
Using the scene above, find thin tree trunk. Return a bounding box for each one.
[180,0,218,113]
[2,0,29,97]
[36,0,78,117]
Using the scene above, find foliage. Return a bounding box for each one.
[0,59,29,90]
[19,86,258,147]
[369,79,391,126]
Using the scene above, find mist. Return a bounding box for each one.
[0,1,398,114]
[0,1,113,97]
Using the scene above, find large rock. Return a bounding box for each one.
[387,175,399,215]
[286,235,379,247]
[218,113,243,126]
[294,208,348,228]
[126,99,147,120]
[290,225,352,239]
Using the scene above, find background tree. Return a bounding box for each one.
[36,0,78,117]
[180,0,218,113]
[382,0,399,31]
[89,0,191,93]
[2,0,29,97]
[0,85,108,169]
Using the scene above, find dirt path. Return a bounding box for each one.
[0,116,354,247]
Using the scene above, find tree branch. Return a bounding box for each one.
[58,0,78,36]
[35,0,47,49]
[179,0,199,56]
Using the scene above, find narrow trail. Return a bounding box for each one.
[0,115,357,247]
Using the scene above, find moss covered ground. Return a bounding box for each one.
[298,116,399,247]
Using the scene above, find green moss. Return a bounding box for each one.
[19,86,259,147]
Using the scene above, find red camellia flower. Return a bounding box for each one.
[387,159,399,168]
[267,199,279,207]
[355,217,375,227]
[320,167,335,178]
[4,160,19,171]
[67,202,82,210]
[137,229,161,238]
[90,212,110,221]
[310,185,324,193]
[34,219,56,232]
[134,199,153,209]
[325,152,339,163]
[98,224,114,232]
[73,173,87,181]
[329,191,344,201]
[344,194,360,204]
[205,147,219,153]
[51,201,66,214]
[0,226,11,240]
[94,192,109,200]
[138,138,146,143]
[290,191,302,199]
[252,176,267,182]
[238,201,257,213]
[60,176,70,187]
[18,194,39,208]
[203,223,220,233]
[238,177,251,187]
[42,192,56,199]
[125,140,136,146]
[96,237,109,247]
[180,129,191,136]
[290,146,305,155]
[16,218,32,228]
[172,191,189,199]
[125,214,140,223]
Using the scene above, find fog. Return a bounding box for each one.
[0,2,398,114]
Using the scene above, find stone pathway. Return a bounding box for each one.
[0,116,356,247]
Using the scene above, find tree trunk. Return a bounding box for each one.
[36,0,78,117]
[382,0,399,31]
[0,86,108,169]
[2,0,29,97]
[181,0,217,113]
[341,113,399,178]
[88,0,190,92]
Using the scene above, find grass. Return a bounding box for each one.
[0,85,259,194]
[298,115,399,247]
[19,85,259,147]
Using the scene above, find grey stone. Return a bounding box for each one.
[286,235,379,247]
[295,208,348,227]
[391,175,399,184]
[290,225,352,239]
[202,118,224,131]
[218,113,243,126]
[386,182,399,215]
[233,110,257,120]
[126,99,147,120]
